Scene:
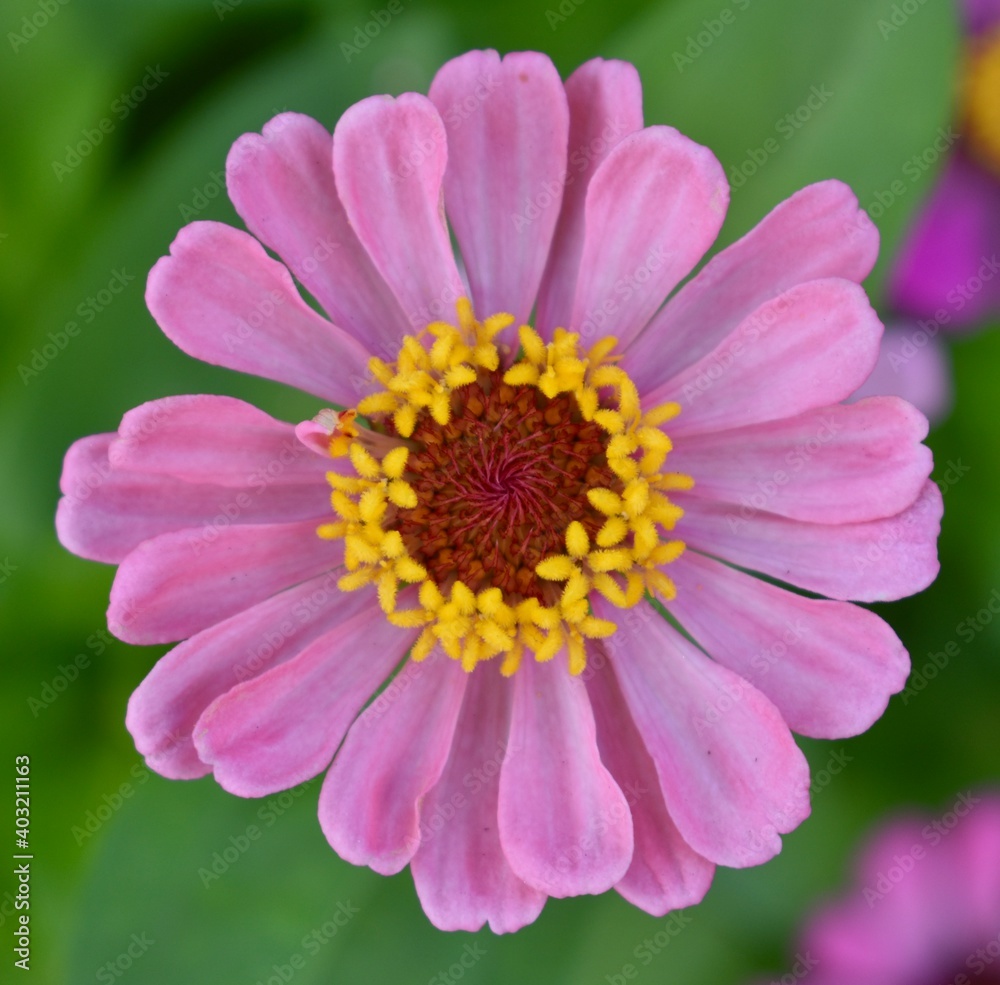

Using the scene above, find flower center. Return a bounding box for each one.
[962,25,1000,175]
[315,299,691,677]
[396,372,618,601]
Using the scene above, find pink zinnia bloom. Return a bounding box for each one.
[756,793,1000,985]
[56,50,941,932]
[888,0,1000,327]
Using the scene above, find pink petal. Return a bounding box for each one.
[673,479,942,603]
[146,222,375,403]
[585,655,715,914]
[428,50,569,326]
[646,279,883,437]
[126,570,359,779]
[597,599,811,868]
[570,126,728,349]
[849,324,953,424]
[888,150,1000,327]
[668,552,910,738]
[108,519,342,644]
[498,656,633,897]
[333,93,465,330]
[57,434,144,563]
[319,654,467,875]
[226,112,411,358]
[535,58,645,337]
[625,180,880,389]
[669,397,932,524]
[294,418,340,458]
[193,589,417,797]
[56,434,328,564]
[108,395,329,487]
[411,667,546,933]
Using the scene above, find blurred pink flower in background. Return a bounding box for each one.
[758,794,1000,985]
[849,0,1000,424]
[850,324,953,424]
[887,0,1000,328]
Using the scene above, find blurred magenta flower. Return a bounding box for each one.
[760,793,1000,985]
[888,0,1000,327]
[56,50,941,932]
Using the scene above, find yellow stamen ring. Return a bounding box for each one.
[319,300,691,676]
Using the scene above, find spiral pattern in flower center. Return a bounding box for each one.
[396,372,619,602]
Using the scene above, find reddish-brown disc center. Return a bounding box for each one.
[392,370,619,600]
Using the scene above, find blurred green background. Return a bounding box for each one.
[2,0,998,981]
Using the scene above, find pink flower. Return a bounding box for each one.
[758,793,1000,985]
[56,50,941,932]
[887,0,1000,328]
